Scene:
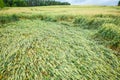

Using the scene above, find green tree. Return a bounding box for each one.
[0,0,4,8]
[118,0,120,6]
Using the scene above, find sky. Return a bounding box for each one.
[56,0,119,6]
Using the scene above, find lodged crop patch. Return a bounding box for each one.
[0,6,120,80]
[96,23,120,52]
[0,20,120,80]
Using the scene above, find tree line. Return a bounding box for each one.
[0,0,70,8]
[1,0,120,8]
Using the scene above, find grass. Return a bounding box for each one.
[0,6,120,80]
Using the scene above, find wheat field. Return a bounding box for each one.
[0,6,120,80]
